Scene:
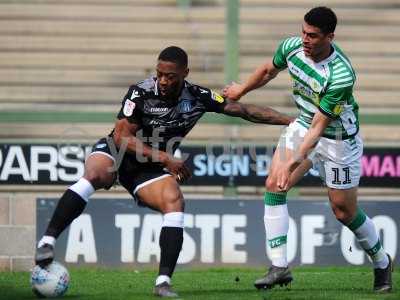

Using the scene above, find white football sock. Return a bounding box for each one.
[264,204,289,268]
[69,178,95,202]
[348,208,389,269]
[156,275,171,285]
[38,235,56,248]
[162,212,184,228]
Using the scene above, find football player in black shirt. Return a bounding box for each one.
[35,46,293,298]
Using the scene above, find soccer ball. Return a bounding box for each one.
[30,261,70,298]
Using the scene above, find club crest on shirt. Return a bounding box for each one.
[123,99,136,117]
[178,99,193,113]
[211,91,224,103]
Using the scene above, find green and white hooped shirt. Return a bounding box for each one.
[273,36,359,140]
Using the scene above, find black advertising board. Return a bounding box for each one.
[1,143,399,187]
[37,198,400,267]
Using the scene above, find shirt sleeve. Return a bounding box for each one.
[117,86,143,124]
[272,39,288,69]
[272,37,302,69]
[319,85,352,119]
[202,89,227,113]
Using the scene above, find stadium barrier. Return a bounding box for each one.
[2,191,398,271]
[36,198,399,268]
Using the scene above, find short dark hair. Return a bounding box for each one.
[304,7,337,34]
[158,46,188,68]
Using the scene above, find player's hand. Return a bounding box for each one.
[162,155,192,183]
[222,82,244,101]
[276,165,291,192]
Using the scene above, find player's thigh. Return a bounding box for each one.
[267,147,310,191]
[83,153,116,190]
[136,176,184,213]
[268,147,294,179]
[288,158,313,188]
[267,120,309,191]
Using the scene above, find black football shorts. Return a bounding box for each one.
[89,137,172,204]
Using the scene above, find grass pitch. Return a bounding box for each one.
[0,266,398,300]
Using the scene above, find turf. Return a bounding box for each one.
[0,267,398,300]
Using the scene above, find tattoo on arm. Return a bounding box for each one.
[222,101,293,125]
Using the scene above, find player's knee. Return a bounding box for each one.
[84,170,113,190]
[161,188,184,213]
[265,176,279,192]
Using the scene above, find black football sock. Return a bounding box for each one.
[45,189,87,239]
[159,227,184,277]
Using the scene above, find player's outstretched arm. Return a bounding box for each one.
[222,60,281,101]
[221,100,294,125]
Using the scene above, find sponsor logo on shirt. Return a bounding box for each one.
[289,63,301,76]
[293,80,319,104]
[149,119,161,125]
[150,107,169,113]
[309,78,322,93]
[288,62,323,93]
[130,90,140,99]
[333,104,343,115]
[199,88,209,94]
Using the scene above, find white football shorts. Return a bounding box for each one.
[277,119,363,189]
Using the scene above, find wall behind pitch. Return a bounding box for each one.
[2,143,400,187]
[37,199,399,268]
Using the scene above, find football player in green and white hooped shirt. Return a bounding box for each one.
[223,6,393,293]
